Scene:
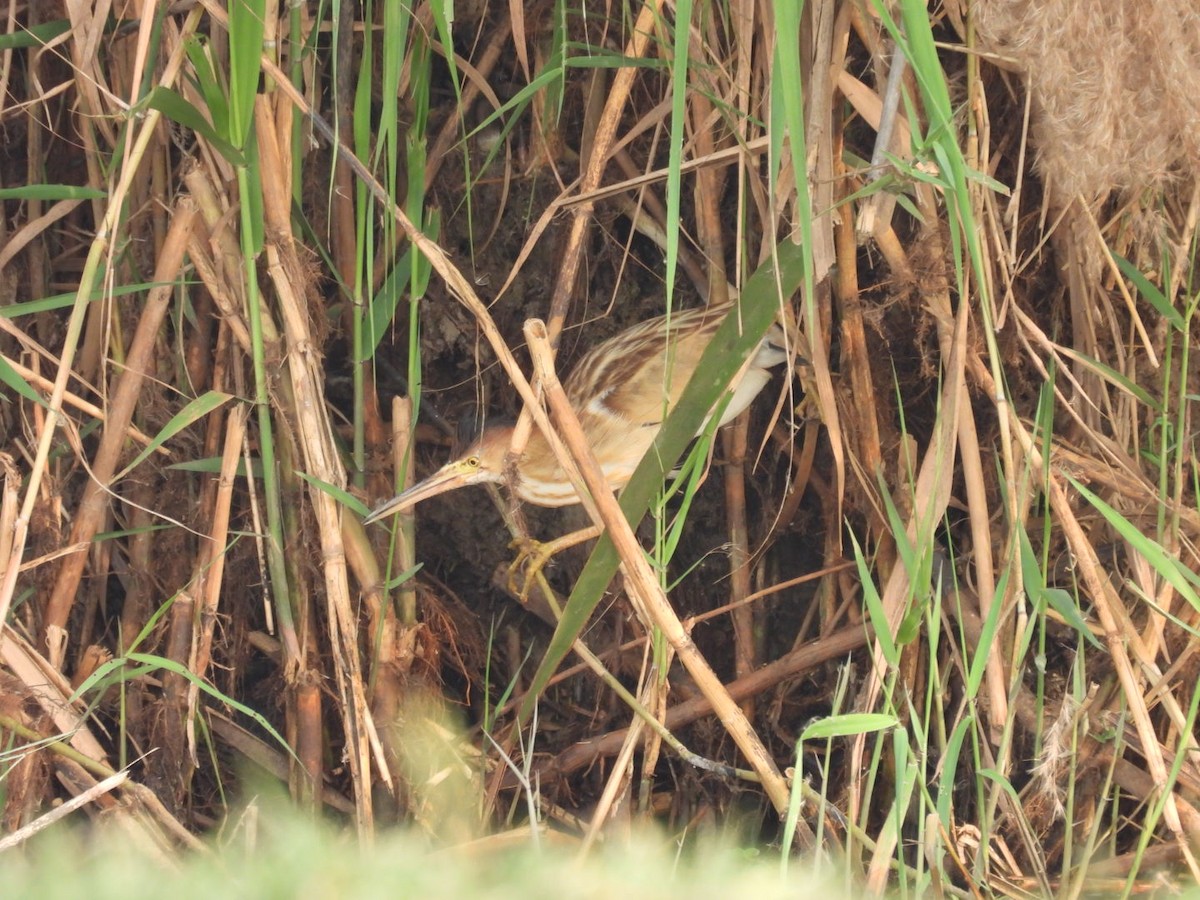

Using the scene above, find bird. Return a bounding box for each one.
[364,302,789,522]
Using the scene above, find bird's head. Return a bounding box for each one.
[363,425,516,523]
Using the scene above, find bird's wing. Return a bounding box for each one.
[565,305,726,430]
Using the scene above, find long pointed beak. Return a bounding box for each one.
[362,462,476,524]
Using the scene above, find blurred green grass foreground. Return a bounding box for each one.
[6,803,840,900]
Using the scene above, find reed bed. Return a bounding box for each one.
[0,1,1197,895]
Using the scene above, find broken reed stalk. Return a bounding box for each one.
[542,0,668,346]
[522,318,798,825]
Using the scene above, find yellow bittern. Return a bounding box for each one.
[365,303,787,521]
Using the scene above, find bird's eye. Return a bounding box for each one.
[466,456,481,468]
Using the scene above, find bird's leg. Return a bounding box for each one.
[507,524,602,600]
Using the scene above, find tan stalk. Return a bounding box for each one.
[523,318,797,823]
[862,274,969,893]
[41,199,199,666]
[254,98,391,811]
[184,405,246,750]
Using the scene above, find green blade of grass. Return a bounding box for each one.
[1068,475,1200,611]
[113,391,234,482]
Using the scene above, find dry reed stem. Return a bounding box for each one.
[951,56,1014,738]
[670,15,759,707]
[495,0,668,481]
[391,395,418,626]
[805,0,838,280]
[255,98,389,821]
[862,281,970,894]
[762,415,819,548]
[572,133,773,207]
[833,196,883,519]
[0,769,127,853]
[524,318,797,824]
[686,88,728,303]
[581,694,645,851]
[0,318,100,399]
[60,7,114,150]
[543,0,665,347]
[1075,198,1157,367]
[793,105,847,556]
[489,617,739,817]
[637,665,669,822]
[0,199,84,271]
[928,164,1015,748]
[0,458,16,591]
[183,167,277,344]
[42,198,198,667]
[0,706,201,854]
[0,630,107,763]
[722,418,756,712]
[182,228,253,354]
[964,340,1200,872]
[184,404,245,749]
[207,711,354,815]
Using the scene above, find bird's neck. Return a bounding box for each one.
[512,429,584,507]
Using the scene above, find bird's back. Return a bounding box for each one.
[559,303,779,489]
[565,304,726,423]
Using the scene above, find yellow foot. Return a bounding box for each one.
[506,536,558,601]
[505,525,604,602]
